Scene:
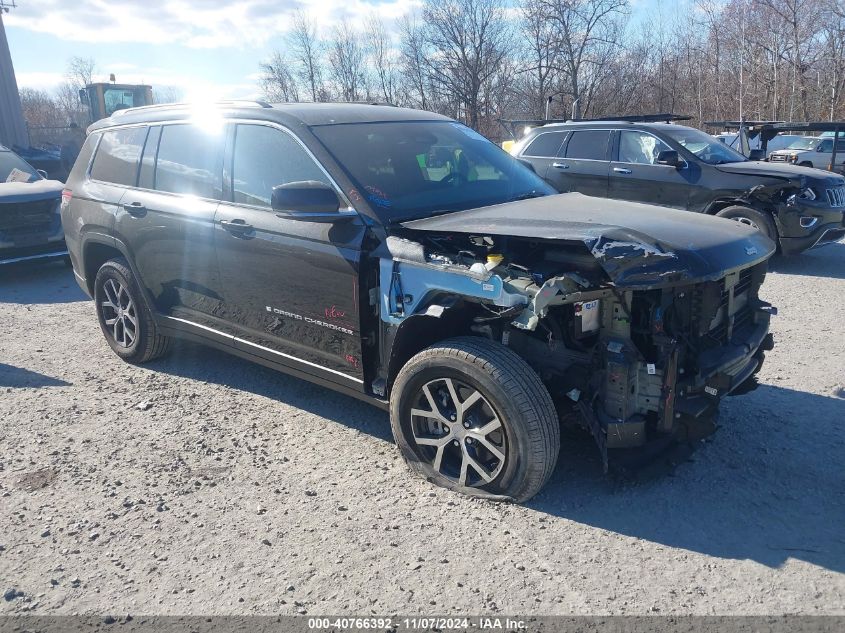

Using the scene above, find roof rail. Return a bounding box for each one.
[111,100,273,117]
[499,113,691,139]
[572,113,692,123]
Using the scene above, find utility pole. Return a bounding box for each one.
[0,1,28,148]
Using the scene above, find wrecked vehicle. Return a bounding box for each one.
[62,103,776,501]
[513,121,845,254]
[0,144,67,266]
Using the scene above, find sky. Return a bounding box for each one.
[4,0,671,102]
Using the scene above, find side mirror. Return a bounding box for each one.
[656,150,681,168]
[518,158,536,174]
[748,149,765,161]
[271,181,340,219]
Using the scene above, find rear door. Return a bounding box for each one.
[114,123,225,330]
[608,129,692,209]
[517,130,568,181]
[545,129,611,196]
[213,122,366,386]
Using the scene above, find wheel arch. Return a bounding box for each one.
[384,299,480,396]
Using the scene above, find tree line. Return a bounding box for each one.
[261,0,845,140]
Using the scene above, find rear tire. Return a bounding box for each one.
[94,257,170,363]
[715,205,777,242]
[390,336,560,502]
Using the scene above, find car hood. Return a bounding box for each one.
[0,179,64,204]
[400,193,775,288]
[713,160,827,180]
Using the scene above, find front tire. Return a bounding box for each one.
[390,337,560,502]
[94,258,170,363]
[715,205,777,241]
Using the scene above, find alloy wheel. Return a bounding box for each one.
[409,377,507,488]
[731,216,760,230]
[100,279,138,348]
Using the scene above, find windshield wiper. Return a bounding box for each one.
[509,191,546,202]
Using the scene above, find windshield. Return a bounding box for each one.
[0,151,40,183]
[312,121,555,221]
[664,128,748,165]
[786,137,818,151]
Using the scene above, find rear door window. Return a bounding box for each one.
[90,127,148,186]
[231,124,330,208]
[154,124,221,199]
[564,130,611,161]
[522,132,567,158]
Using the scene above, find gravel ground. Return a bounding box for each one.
[1,245,844,617]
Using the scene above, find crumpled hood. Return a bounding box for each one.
[400,193,775,288]
[0,179,64,205]
[714,160,843,183]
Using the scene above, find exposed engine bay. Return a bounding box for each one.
[374,226,776,468]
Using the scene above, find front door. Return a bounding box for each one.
[214,123,366,385]
[545,129,611,197]
[608,129,692,209]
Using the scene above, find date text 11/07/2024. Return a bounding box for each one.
[307,617,527,630]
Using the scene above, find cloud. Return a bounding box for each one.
[5,0,421,49]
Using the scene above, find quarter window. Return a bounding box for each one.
[564,130,610,161]
[523,132,567,158]
[90,127,147,186]
[154,124,220,198]
[618,131,672,165]
[231,125,329,208]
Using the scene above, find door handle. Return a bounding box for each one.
[220,219,253,234]
[613,167,632,174]
[551,162,569,170]
[122,201,146,217]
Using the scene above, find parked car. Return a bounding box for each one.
[0,144,67,266]
[63,102,776,501]
[768,136,845,171]
[513,121,845,255]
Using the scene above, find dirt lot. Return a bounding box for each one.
[1,245,844,617]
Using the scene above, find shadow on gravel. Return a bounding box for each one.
[150,340,393,442]
[769,241,845,279]
[0,261,87,305]
[0,363,71,388]
[531,384,845,574]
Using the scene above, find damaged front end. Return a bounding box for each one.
[375,196,776,469]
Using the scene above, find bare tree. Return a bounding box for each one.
[537,0,629,119]
[329,23,369,102]
[66,56,96,90]
[421,0,510,130]
[519,0,562,117]
[367,15,398,104]
[260,51,300,102]
[290,10,326,102]
[153,86,185,104]
[398,13,430,109]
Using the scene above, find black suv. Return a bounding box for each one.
[513,121,845,255]
[63,102,776,501]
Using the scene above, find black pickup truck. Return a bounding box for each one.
[62,103,776,501]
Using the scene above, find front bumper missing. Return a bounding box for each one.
[579,317,773,471]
